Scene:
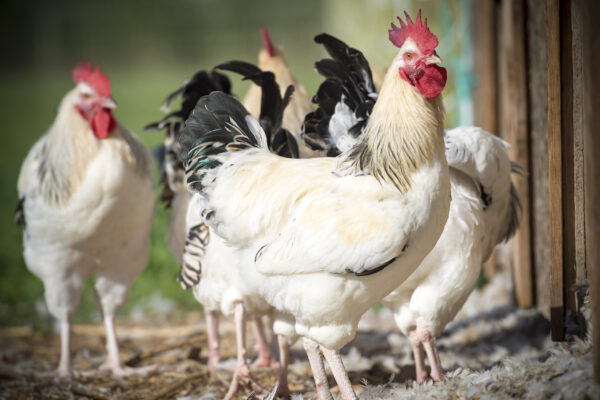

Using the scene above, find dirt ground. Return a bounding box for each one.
[0,273,597,400]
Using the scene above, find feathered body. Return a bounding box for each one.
[17,65,155,375]
[195,71,449,350]
[179,14,450,397]
[382,126,521,381]
[181,40,449,351]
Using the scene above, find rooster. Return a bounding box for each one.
[302,30,522,384]
[178,11,449,400]
[16,62,155,377]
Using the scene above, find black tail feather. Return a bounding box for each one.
[301,33,377,155]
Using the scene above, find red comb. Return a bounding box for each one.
[260,25,275,57]
[388,10,439,55]
[72,61,111,98]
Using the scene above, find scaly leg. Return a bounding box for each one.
[224,302,263,400]
[98,314,155,376]
[205,309,220,372]
[275,334,290,398]
[408,327,427,384]
[302,337,332,400]
[320,346,357,400]
[37,319,72,378]
[416,317,444,382]
[251,316,279,369]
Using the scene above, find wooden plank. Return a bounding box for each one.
[526,0,551,319]
[581,0,600,383]
[571,0,586,290]
[498,0,533,307]
[546,0,565,341]
[472,0,499,280]
[560,0,577,315]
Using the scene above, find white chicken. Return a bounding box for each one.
[16,62,155,377]
[383,126,522,383]
[178,11,450,400]
[302,33,522,385]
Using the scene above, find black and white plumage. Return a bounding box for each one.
[301,34,522,384]
[145,69,232,264]
[302,33,377,156]
[179,21,450,399]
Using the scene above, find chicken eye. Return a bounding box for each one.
[406,53,413,60]
[80,93,92,100]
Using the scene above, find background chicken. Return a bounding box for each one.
[16,62,155,377]
[302,30,523,385]
[383,127,522,383]
[144,69,233,372]
[178,11,450,399]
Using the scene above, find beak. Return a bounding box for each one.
[102,97,117,110]
[424,54,442,66]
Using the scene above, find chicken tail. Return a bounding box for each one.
[302,33,377,155]
[144,70,232,208]
[178,222,210,289]
[216,61,299,159]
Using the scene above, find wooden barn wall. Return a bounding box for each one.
[581,0,600,384]
[498,0,533,308]
[526,0,550,319]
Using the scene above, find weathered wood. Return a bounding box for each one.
[472,0,499,280]
[498,0,533,308]
[547,0,565,341]
[571,0,586,290]
[560,0,577,315]
[581,0,600,384]
[526,0,551,320]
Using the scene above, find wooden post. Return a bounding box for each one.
[472,0,499,280]
[581,0,600,384]
[526,0,551,320]
[559,0,578,315]
[498,0,533,307]
[546,0,565,341]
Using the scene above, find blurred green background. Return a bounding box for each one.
[0,0,473,330]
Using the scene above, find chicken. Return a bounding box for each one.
[180,64,300,399]
[178,11,449,400]
[302,31,522,385]
[145,69,235,372]
[16,62,155,377]
[144,69,232,265]
[382,126,522,383]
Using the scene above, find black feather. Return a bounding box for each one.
[301,33,377,155]
[145,69,232,207]
[15,197,25,227]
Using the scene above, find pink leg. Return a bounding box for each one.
[205,309,220,372]
[416,317,444,382]
[320,346,357,400]
[275,334,290,398]
[37,319,72,378]
[224,302,263,400]
[251,316,279,369]
[302,337,332,400]
[408,327,427,384]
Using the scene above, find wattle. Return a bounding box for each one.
[415,65,447,99]
[91,109,116,139]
